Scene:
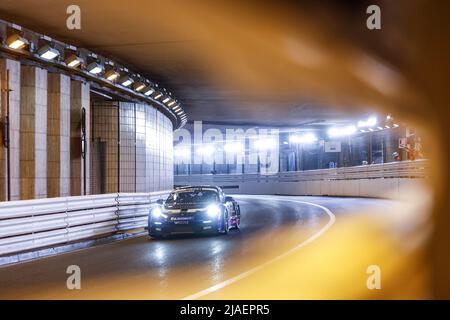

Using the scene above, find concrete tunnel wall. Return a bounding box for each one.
[174,176,426,199]
[0,57,174,201]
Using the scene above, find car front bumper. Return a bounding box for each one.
[149,218,220,236]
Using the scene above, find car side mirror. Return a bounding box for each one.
[156,199,164,205]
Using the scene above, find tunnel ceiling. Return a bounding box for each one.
[0,1,417,127]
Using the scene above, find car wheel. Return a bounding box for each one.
[234,216,240,230]
[222,213,229,234]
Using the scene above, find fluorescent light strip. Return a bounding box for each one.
[7,34,28,49]
[144,88,154,96]
[134,83,145,91]
[38,46,59,60]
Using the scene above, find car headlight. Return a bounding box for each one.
[152,207,167,219]
[206,204,221,218]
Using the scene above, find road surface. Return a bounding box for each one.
[0,195,396,299]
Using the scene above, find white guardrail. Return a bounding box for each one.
[0,191,170,256]
[175,160,429,184]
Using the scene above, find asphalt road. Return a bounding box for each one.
[0,195,395,299]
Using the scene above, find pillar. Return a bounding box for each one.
[0,59,21,201]
[70,80,90,196]
[47,73,71,197]
[20,66,47,200]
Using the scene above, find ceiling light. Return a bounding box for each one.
[162,97,171,103]
[119,75,134,87]
[254,139,277,150]
[393,123,399,128]
[154,92,163,99]
[104,69,119,81]
[133,82,146,92]
[174,148,190,158]
[143,87,155,96]
[65,53,82,68]
[289,133,318,144]
[224,142,244,153]
[86,62,103,74]
[357,116,377,128]
[196,144,215,155]
[6,34,28,50]
[168,100,176,107]
[37,45,59,60]
[328,125,357,138]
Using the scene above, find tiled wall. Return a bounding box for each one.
[119,102,136,193]
[90,102,119,194]
[91,101,173,193]
[47,73,71,197]
[20,66,48,199]
[0,59,21,201]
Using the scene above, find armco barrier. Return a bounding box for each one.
[174,160,429,198]
[0,191,170,256]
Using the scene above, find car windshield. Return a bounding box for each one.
[166,189,219,204]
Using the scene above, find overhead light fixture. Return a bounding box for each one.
[119,75,134,87]
[377,126,383,130]
[168,100,176,107]
[37,45,59,60]
[393,123,399,128]
[154,92,163,100]
[357,116,377,128]
[289,133,318,144]
[328,125,357,138]
[6,34,29,50]
[196,144,215,156]
[104,69,119,81]
[173,104,181,110]
[133,82,146,92]
[65,53,82,68]
[162,97,171,103]
[86,62,103,74]
[143,87,155,96]
[174,147,190,158]
[254,138,277,150]
[224,142,244,153]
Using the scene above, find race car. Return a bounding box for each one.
[148,186,240,238]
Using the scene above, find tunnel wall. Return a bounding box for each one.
[91,101,173,193]
[174,160,429,199]
[0,57,174,200]
[175,176,424,199]
[0,58,90,200]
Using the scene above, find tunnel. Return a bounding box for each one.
[0,0,449,307]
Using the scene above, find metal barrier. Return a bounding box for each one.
[0,190,170,256]
[175,160,429,185]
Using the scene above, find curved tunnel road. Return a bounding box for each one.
[0,195,394,299]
